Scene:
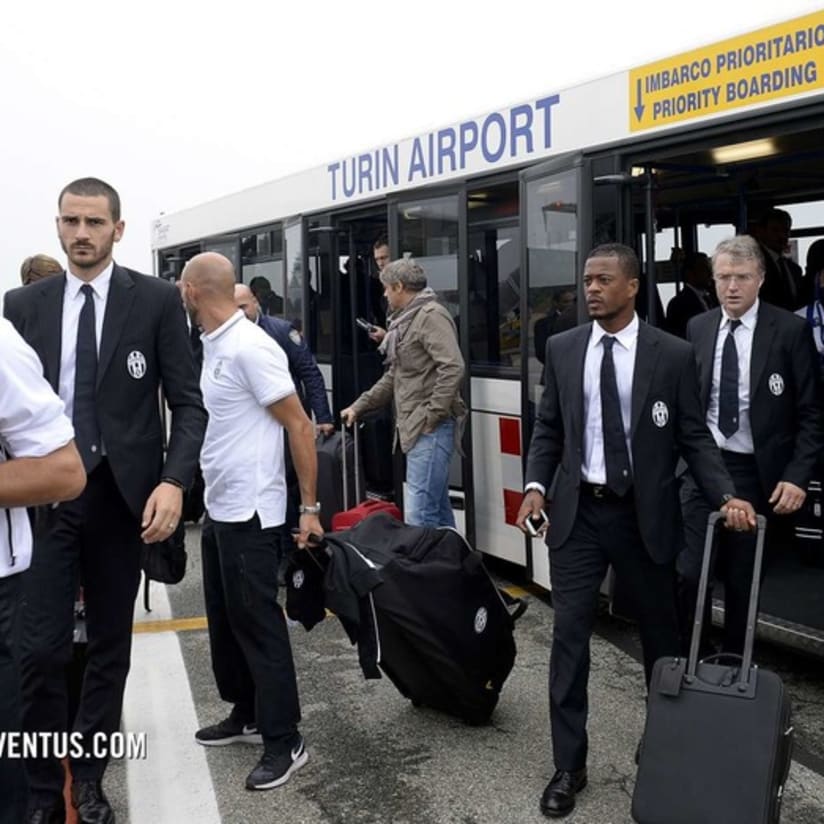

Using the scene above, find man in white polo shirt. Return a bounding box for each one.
[179,252,322,792]
[0,318,85,824]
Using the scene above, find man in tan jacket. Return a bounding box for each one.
[341,258,466,527]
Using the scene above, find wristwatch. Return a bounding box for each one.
[720,493,734,506]
[299,503,322,515]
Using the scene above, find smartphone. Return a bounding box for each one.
[525,510,549,537]
[356,317,376,333]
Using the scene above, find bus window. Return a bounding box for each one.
[398,195,459,320]
[203,237,239,273]
[241,227,284,317]
[284,218,303,333]
[467,181,520,371]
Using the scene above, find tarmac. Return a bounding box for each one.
[99,523,824,823]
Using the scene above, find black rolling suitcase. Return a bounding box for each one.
[315,429,363,531]
[328,513,526,724]
[632,513,793,824]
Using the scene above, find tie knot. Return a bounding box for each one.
[728,319,741,334]
[81,284,95,299]
[602,335,616,352]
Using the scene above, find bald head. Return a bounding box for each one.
[182,252,236,298]
[180,252,239,332]
[234,283,261,321]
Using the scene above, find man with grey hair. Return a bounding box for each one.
[677,234,822,656]
[341,259,466,527]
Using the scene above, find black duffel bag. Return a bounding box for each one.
[141,522,187,584]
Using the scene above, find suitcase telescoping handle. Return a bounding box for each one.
[340,422,362,511]
[686,511,767,687]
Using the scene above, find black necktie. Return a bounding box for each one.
[73,284,101,472]
[718,319,741,438]
[601,336,632,496]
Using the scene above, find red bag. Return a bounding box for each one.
[330,424,402,531]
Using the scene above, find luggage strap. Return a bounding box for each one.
[687,511,767,690]
[499,588,528,622]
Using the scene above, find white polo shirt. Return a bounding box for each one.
[0,319,75,577]
[200,311,296,527]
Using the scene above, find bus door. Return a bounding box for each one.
[332,212,395,500]
[519,153,589,587]
[394,192,473,537]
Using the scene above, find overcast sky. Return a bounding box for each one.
[1,0,819,299]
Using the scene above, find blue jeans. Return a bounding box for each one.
[405,418,456,528]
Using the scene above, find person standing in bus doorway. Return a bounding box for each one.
[182,253,322,791]
[3,177,207,824]
[676,235,823,658]
[664,251,715,339]
[0,320,86,824]
[366,236,391,344]
[796,238,824,378]
[341,258,466,528]
[516,243,755,819]
[751,208,807,311]
[19,254,62,286]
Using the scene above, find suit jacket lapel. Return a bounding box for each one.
[631,322,660,438]
[97,264,135,387]
[750,304,774,401]
[36,275,66,392]
[567,324,589,450]
[696,310,720,410]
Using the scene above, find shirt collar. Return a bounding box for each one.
[204,310,246,342]
[721,299,759,331]
[591,312,639,351]
[65,261,114,301]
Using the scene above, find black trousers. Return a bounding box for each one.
[677,451,774,656]
[548,491,679,771]
[201,514,300,748]
[0,573,27,823]
[21,460,142,806]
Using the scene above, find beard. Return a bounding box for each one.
[60,232,115,271]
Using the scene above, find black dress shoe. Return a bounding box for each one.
[26,804,65,824]
[71,780,116,824]
[540,768,588,818]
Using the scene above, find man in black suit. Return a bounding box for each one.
[665,252,714,339]
[677,234,822,656]
[4,178,207,824]
[516,243,755,819]
[752,208,806,311]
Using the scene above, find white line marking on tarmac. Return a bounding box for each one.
[124,584,221,823]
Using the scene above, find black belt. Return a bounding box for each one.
[580,482,633,501]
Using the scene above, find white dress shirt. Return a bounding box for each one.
[707,300,757,454]
[581,314,638,483]
[59,262,113,420]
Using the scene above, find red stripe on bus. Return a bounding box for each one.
[503,488,522,525]
[499,417,521,456]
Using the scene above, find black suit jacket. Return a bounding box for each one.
[4,264,207,519]
[665,286,709,339]
[525,321,734,563]
[759,245,806,312]
[686,303,822,497]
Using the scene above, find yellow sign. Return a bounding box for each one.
[629,11,824,131]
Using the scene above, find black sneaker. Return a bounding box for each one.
[245,736,308,790]
[195,716,262,746]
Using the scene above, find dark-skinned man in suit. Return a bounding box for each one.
[4,177,207,824]
[516,243,756,819]
[677,234,822,657]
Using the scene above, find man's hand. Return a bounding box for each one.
[516,490,548,536]
[293,513,324,549]
[369,326,386,344]
[316,423,335,437]
[720,497,757,532]
[769,481,806,515]
[340,407,357,427]
[141,481,184,543]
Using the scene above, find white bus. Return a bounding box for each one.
[153,10,824,652]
